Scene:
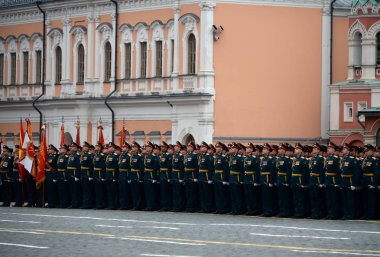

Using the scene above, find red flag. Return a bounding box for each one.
[98,123,105,146]
[36,124,47,189]
[75,121,80,145]
[119,125,126,147]
[20,118,36,177]
[18,118,27,181]
[60,123,65,146]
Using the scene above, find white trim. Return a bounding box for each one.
[135,24,149,80]
[151,22,164,78]
[357,101,367,122]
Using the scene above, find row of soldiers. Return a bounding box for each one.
[1,140,380,220]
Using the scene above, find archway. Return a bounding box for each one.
[182,134,195,145]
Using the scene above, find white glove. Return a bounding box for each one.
[254,183,260,186]
[369,185,375,189]
[350,186,356,190]
[18,179,22,182]
[207,180,213,184]
[179,180,183,183]
[167,179,171,183]
[74,177,79,182]
[283,184,289,187]
[319,184,324,188]
[53,179,57,183]
[128,180,131,184]
[152,180,157,183]
[101,179,106,182]
[269,183,273,188]
[89,177,93,181]
[223,181,229,185]
[193,179,198,182]
[113,179,116,182]
[334,184,340,188]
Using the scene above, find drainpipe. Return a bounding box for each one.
[34,1,46,142]
[330,0,337,85]
[105,0,118,142]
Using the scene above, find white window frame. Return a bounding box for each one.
[344,102,354,122]
[357,101,367,122]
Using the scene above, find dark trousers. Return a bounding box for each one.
[199,181,214,213]
[230,183,245,215]
[261,185,277,216]
[46,173,56,207]
[325,185,342,219]
[58,180,69,208]
[131,180,144,210]
[342,187,358,219]
[144,181,157,210]
[68,177,81,208]
[94,180,106,209]
[159,180,172,211]
[106,180,118,209]
[277,185,293,217]
[244,183,262,215]
[361,187,377,219]
[26,174,36,206]
[118,177,132,210]
[0,173,11,206]
[214,181,229,214]
[81,178,94,209]
[172,180,185,211]
[293,186,309,218]
[12,180,23,206]
[309,185,326,219]
[185,180,199,212]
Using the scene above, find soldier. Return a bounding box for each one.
[324,142,342,219]
[291,143,310,218]
[0,145,13,207]
[259,143,277,217]
[56,144,69,208]
[67,142,81,208]
[361,144,377,219]
[276,143,293,217]
[45,144,59,208]
[184,142,200,212]
[309,143,326,219]
[374,147,380,218]
[80,142,94,209]
[229,142,245,215]
[142,142,159,211]
[12,146,22,207]
[130,142,144,210]
[118,142,132,210]
[243,143,261,216]
[105,142,119,210]
[198,142,215,213]
[214,142,230,214]
[340,143,361,219]
[171,141,185,212]
[93,143,106,209]
[159,141,173,211]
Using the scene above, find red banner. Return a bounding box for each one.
[36,125,47,189]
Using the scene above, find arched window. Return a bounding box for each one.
[155,40,162,77]
[55,46,62,84]
[104,42,112,82]
[353,32,362,66]
[376,32,380,66]
[77,44,85,83]
[187,34,196,74]
[23,52,29,84]
[0,53,4,85]
[140,42,147,78]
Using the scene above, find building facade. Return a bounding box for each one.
[0,0,377,148]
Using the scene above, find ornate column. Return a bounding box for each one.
[361,37,376,80]
[172,2,180,90]
[87,15,94,82]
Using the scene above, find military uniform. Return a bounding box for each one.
[324,146,342,219]
[198,143,215,213]
[105,144,119,209]
[56,149,69,208]
[309,144,326,219]
[0,147,13,206]
[276,149,293,217]
[12,155,22,207]
[213,143,230,214]
[259,147,277,217]
[229,144,245,215]
[171,144,185,212]
[93,149,106,209]
[118,147,132,210]
[184,144,199,212]
[80,144,94,209]
[130,143,144,210]
[46,149,59,208]
[361,148,377,219]
[143,145,159,211]
[67,144,82,208]
[243,145,261,215]
[159,149,173,211]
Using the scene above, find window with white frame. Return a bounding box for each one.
[124,43,131,79]
[188,34,196,75]
[344,102,354,122]
[357,101,367,122]
[77,44,85,84]
[140,42,147,79]
[104,42,112,82]
[155,40,162,77]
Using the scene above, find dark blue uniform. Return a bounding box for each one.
[291,156,310,218]
[67,152,81,208]
[12,158,22,207]
[309,155,326,219]
[80,151,94,209]
[229,154,244,215]
[213,153,230,214]
[159,153,173,211]
[0,155,13,206]
[105,152,119,209]
[46,153,59,207]
[260,156,277,216]
[118,152,132,210]
[184,152,199,212]
[93,152,106,209]
[56,153,69,208]
[198,153,215,213]
[130,153,144,210]
[340,155,360,219]
[361,156,378,219]
[244,154,261,215]
[171,153,185,212]
[276,155,292,217]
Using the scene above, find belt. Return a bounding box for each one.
[13,169,19,172]
[278,172,287,176]
[310,173,321,177]
[173,169,181,172]
[106,168,115,171]
[215,170,224,173]
[261,172,270,175]
[185,168,195,171]
[145,168,153,172]
[199,169,209,173]
[81,167,89,170]
[67,167,77,170]
[325,172,336,176]
[58,169,65,172]
[94,168,102,171]
[363,173,374,177]
[119,169,129,172]
[231,171,240,175]
[131,169,140,172]
[245,171,254,175]
[292,174,302,177]
[160,168,168,171]
[341,174,353,178]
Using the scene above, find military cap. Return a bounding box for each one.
[313,143,323,151]
[320,145,327,152]
[215,141,224,148]
[255,145,263,152]
[357,146,364,153]
[83,141,90,147]
[108,142,116,148]
[238,143,246,151]
[89,145,95,150]
[342,143,352,151]
[287,144,295,152]
[187,142,196,149]
[168,144,174,150]
[33,145,39,151]
[295,143,303,151]
[364,144,375,151]
[304,145,312,153]
[153,144,160,150]
[71,142,80,148]
[60,144,69,150]
[201,141,210,149]
[327,141,338,150]
[161,141,169,148]
[2,145,12,152]
[132,141,141,149]
[78,146,83,151]
[145,141,154,148]
[279,143,288,151]
[231,142,240,149]
[14,145,20,150]
[181,144,187,150]
[123,142,131,149]
[247,142,256,150]
[48,144,58,152]
[209,144,216,152]
[95,141,104,149]
[115,145,121,151]
[271,145,279,151]
[263,143,272,151]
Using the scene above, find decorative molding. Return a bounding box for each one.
[348,19,367,39]
[8,38,17,53]
[368,20,380,38]
[352,2,380,15]
[20,37,30,52]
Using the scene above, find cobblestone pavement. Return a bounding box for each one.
[0,207,379,257]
